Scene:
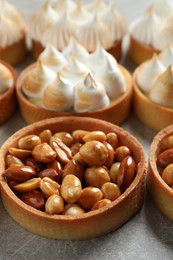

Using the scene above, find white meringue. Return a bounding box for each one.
[22,61,56,99]
[130,11,162,48]
[42,73,74,111]
[158,46,173,67]
[0,63,14,94]
[38,44,67,72]
[74,73,110,112]
[70,0,91,22]
[149,66,173,108]
[85,0,107,14]
[94,57,126,99]
[53,0,75,14]
[155,24,173,51]
[153,0,173,18]
[137,54,165,93]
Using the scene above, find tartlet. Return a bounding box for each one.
[0,60,17,124]
[0,0,27,65]
[16,44,133,125]
[28,0,127,61]
[147,124,173,221]
[0,116,146,240]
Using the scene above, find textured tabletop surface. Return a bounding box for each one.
[0,1,173,259]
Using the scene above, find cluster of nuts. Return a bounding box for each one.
[3,129,136,216]
[157,135,173,189]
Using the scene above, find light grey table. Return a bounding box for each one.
[0,1,173,259]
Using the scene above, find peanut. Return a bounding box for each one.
[39,129,52,143]
[13,177,41,192]
[32,143,56,163]
[109,162,120,183]
[40,177,60,197]
[78,187,103,210]
[106,133,119,149]
[161,164,173,186]
[6,154,24,167]
[18,135,41,150]
[91,199,112,211]
[83,131,107,143]
[20,190,45,210]
[85,166,110,188]
[63,204,85,216]
[45,194,64,214]
[101,182,121,201]
[60,175,82,203]
[115,146,131,162]
[3,165,36,181]
[62,159,84,181]
[157,148,173,168]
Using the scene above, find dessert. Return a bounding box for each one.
[128,0,173,64]
[133,49,173,131]
[147,124,173,221]
[16,43,132,124]
[28,0,127,61]
[0,60,17,124]
[0,0,27,65]
[0,116,146,239]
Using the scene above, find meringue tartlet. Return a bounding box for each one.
[147,124,173,221]
[128,0,173,64]
[0,60,17,124]
[16,44,132,124]
[28,0,127,61]
[133,48,173,131]
[0,0,27,65]
[0,116,146,239]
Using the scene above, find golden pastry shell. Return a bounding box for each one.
[133,67,173,131]
[0,116,146,240]
[16,63,133,125]
[147,124,173,221]
[0,60,17,124]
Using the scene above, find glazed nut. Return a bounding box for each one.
[38,168,60,182]
[79,141,108,166]
[157,148,173,168]
[91,199,112,211]
[45,194,64,214]
[70,142,82,156]
[63,204,85,216]
[40,177,60,197]
[20,190,45,210]
[78,187,103,210]
[117,156,136,191]
[13,177,41,192]
[72,130,89,143]
[18,135,41,150]
[60,174,82,203]
[115,146,131,162]
[103,142,115,168]
[51,132,73,147]
[85,166,110,188]
[25,157,44,172]
[62,159,84,181]
[165,135,173,149]
[8,147,31,158]
[32,142,56,163]
[51,141,70,164]
[109,162,120,183]
[106,133,119,149]
[3,165,36,181]
[101,182,121,201]
[6,154,24,167]
[48,160,63,183]
[161,164,173,186]
[39,129,52,143]
[54,140,72,160]
[83,131,107,143]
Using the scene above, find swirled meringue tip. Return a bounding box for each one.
[42,72,74,111]
[54,0,75,13]
[0,63,14,94]
[38,44,67,71]
[85,0,107,13]
[137,53,165,94]
[70,0,90,22]
[149,66,173,108]
[153,0,173,18]
[155,24,173,51]
[22,60,56,99]
[74,73,110,113]
[158,46,173,67]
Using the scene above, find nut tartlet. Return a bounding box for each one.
[0,0,27,65]
[147,124,173,221]
[0,60,17,124]
[133,50,173,131]
[28,0,127,61]
[16,44,132,124]
[0,116,146,240]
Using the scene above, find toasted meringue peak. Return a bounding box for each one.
[54,0,75,13]
[149,66,173,108]
[28,1,58,42]
[62,37,89,63]
[42,73,74,111]
[153,0,173,18]
[75,14,113,52]
[61,56,90,84]
[155,24,173,51]
[137,54,165,93]
[130,11,161,48]
[86,0,107,14]
[22,61,56,98]
[98,2,127,41]
[70,0,90,22]
[94,57,126,99]
[0,14,22,48]
[0,63,14,94]
[41,10,75,51]
[74,73,110,112]
[158,46,173,67]
[38,44,67,72]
